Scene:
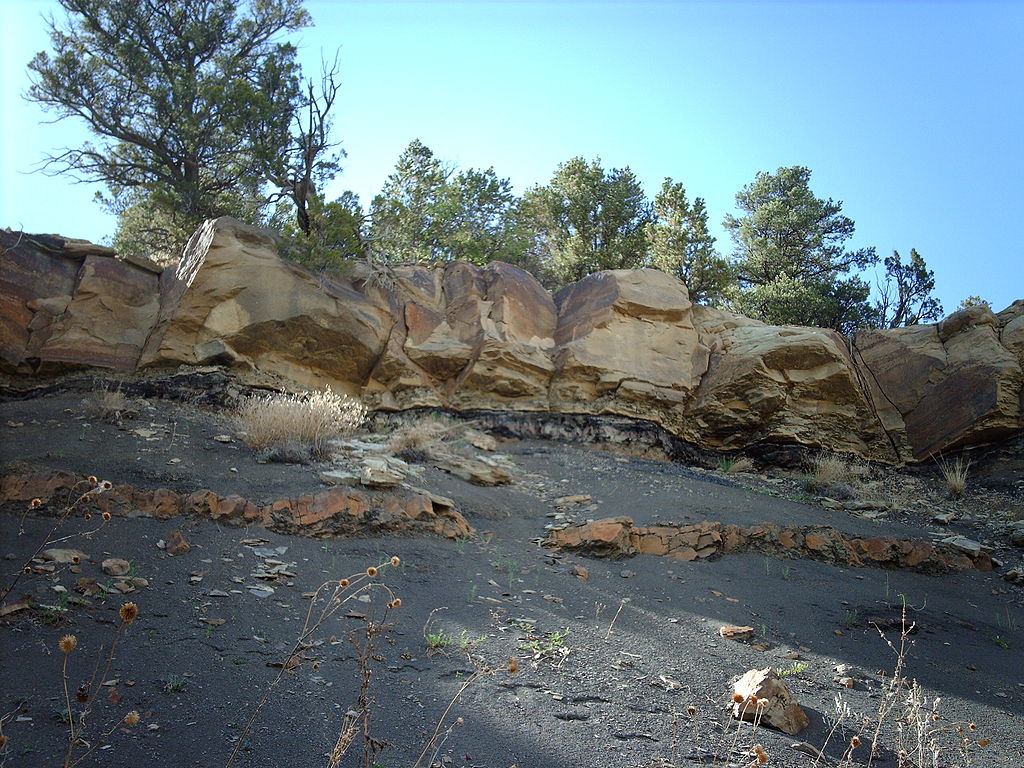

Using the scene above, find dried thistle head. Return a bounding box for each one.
[88,475,98,484]
[119,602,138,625]
[101,511,112,521]
[125,711,140,726]
[71,555,80,565]
[366,566,378,578]
[969,723,978,731]
[338,578,349,588]
[686,705,697,717]
[731,692,745,704]
[83,512,92,520]
[508,657,518,674]
[850,735,861,749]
[101,480,112,489]
[31,498,42,508]
[59,634,78,653]
[390,556,401,567]
[388,598,402,609]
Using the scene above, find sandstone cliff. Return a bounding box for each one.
[3,220,1021,462]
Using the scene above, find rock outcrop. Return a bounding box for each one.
[3,219,1021,462]
[0,469,473,541]
[543,515,995,574]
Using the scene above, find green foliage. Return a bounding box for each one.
[522,156,651,285]
[647,178,733,304]
[370,139,449,262]
[957,295,991,311]
[777,661,807,676]
[369,139,527,265]
[27,0,336,255]
[873,249,943,328]
[273,191,365,274]
[723,166,878,332]
[112,186,265,265]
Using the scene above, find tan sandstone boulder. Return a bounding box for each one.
[687,311,896,460]
[854,304,1023,459]
[0,230,159,373]
[140,218,395,394]
[364,260,556,411]
[731,667,810,735]
[550,269,708,427]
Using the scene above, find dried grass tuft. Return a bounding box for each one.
[935,455,970,497]
[234,387,366,457]
[387,416,458,462]
[811,454,850,486]
[86,385,132,423]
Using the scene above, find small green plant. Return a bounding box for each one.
[777,661,807,676]
[37,591,72,625]
[845,609,859,629]
[492,552,520,593]
[458,630,488,649]
[520,627,571,661]
[991,635,1009,649]
[162,674,188,694]
[781,564,793,581]
[717,456,754,473]
[425,631,452,650]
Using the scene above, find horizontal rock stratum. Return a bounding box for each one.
[2,219,1022,462]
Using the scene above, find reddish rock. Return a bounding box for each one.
[165,529,191,556]
[720,625,754,640]
[185,489,219,515]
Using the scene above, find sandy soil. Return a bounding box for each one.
[1,390,1022,768]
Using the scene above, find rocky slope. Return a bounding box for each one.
[2,219,1022,462]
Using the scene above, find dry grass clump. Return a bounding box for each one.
[84,385,133,423]
[387,416,459,463]
[935,455,970,497]
[233,387,366,457]
[800,453,868,498]
[811,454,851,486]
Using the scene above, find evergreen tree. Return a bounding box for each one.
[647,178,732,304]
[27,0,337,256]
[874,249,943,327]
[522,156,650,285]
[723,166,877,332]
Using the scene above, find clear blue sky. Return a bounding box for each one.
[2,0,1021,314]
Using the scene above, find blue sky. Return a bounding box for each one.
[2,0,1021,314]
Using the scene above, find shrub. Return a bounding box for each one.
[936,455,970,497]
[233,387,366,457]
[387,416,458,462]
[84,384,133,424]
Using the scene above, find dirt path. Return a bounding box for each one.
[1,393,1022,768]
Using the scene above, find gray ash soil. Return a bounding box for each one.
[1,392,1023,768]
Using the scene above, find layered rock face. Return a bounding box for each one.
[3,219,1022,462]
